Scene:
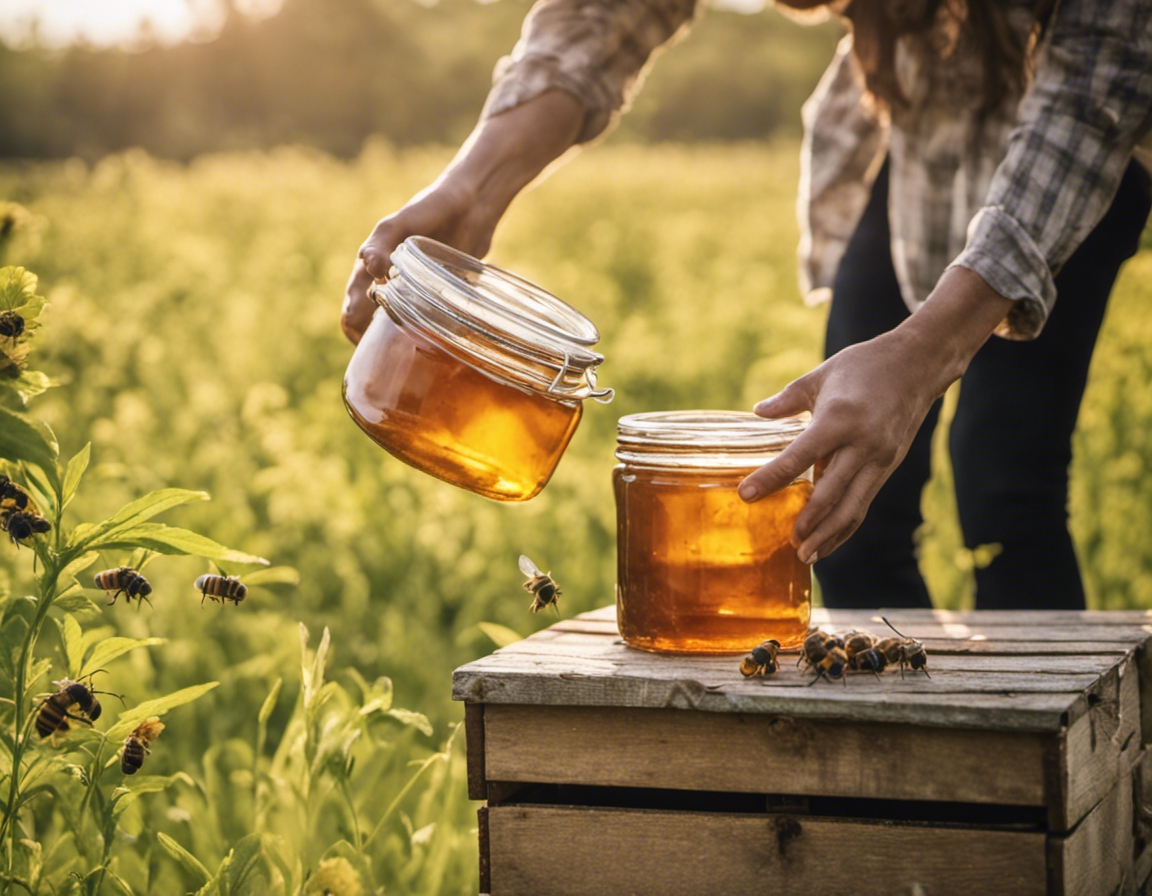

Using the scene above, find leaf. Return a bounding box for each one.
[61,614,84,678]
[61,443,91,510]
[80,636,166,678]
[86,523,268,566]
[51,591,101,617]
[0,405,57,476]
[260,834,299,894]
[69,488,209,549]
[0,267,39,312]
[478,622,523,648]
[157,832,211,888]
[110,772,195,819]
[258,678,282,725]
[218,833,264,896]
[101,868,135,896]
[61,551,99,581]
[239,566,299,587]
[386,708,433,737]
[106,682,220,740]
[10,370,53,403]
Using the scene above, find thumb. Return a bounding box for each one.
[753,375,816,419]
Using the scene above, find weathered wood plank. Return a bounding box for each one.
[455,667,1079,729]
[486,805,1048,896]
[465,703,486,801]
[483,704,1048,806]
[1056,655,1143,830]
[1050,769,1136,896]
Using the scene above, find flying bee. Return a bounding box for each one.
[35,676,107,739]
[120,717,165,775]
[195,573,247,607]
[94,566,154,609]
[0,311,23,340]
[740,639,781,677]
[880,618,931,679]
[519,555,561,614]
[3,509,51,547]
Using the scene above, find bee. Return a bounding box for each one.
[120,717,165,775]
[880,618,931,679]
[740,639,781,677]
[0,475,31,513]
[94,566,154,609]
[519,555,561,614]
[799,630,848,684]
[195,573,247,607]
[0,311,23,340]
[3,509,51,547]
[35,676,105,739]
[843,630,887,677]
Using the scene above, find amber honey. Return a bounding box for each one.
[344,311,582,501]
[614,410,812,655]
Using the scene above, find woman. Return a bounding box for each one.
[342,0,1152,610]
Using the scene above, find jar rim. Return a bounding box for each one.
[370,237,611,401]
[617,410,809,453]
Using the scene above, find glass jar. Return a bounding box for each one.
[614,411,813,655]
[343,237,612,501]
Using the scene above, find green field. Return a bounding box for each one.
[1,140,1151,893]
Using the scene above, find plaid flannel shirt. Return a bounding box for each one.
[482,0,1152,339]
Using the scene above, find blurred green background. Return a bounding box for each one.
[1,1,1151,893]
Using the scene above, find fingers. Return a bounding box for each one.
[796,463,888,563]
[754,377,815,419]
[790,446,861,546]
[341,259,376,345]
[738,417,835,503]
[358,220,399,281]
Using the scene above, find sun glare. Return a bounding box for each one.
[0,0,281,49]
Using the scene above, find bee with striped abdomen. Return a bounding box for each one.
[195,573,247,607]
[3,509,50,547]
[35,676,105,739]
[121,717,165,775]
[519,555,561,614]
[799,630,847,685]
[843,630,887,677]
[740,639,781,678]
[94,566,154,608]
[0,311,23,340]
[0,475,31,514]
[880,618,931,679]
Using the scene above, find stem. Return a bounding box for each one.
[337,776,362,850]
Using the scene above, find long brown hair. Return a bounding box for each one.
[837,0,1057,115]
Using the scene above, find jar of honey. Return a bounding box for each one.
[343,237,612,501]
[614,411,812,654]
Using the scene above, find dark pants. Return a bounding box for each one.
[815,160,1152,610]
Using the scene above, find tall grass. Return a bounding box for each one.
[0,140,1150,891]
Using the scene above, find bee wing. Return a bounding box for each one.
[518,555,542,578]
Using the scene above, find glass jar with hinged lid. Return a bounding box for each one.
[343,236,612,501]
[614,410,812,654]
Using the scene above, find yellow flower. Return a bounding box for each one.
[303,857,363,896]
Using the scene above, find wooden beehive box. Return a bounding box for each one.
[453,607,1152,896]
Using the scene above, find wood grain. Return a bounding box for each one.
[1050,770,1136,896]
[482,703,1048,806]
[486,805,1048,896]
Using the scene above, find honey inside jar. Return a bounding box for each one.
[342,237,611,501]
[344,310,582,502]
[614,411,812,654]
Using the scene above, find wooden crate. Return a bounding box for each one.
[453,607,1152,896]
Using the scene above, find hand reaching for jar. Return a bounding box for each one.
[342,91,586,344]
[738,267,1014,563]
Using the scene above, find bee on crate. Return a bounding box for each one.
[94,566,153,609]
[0,311,23,340]
[519,555,561,614]
[799,629,848,685]
[843,630,887,677]
[35,675,111,739]
[740,639,781,678]
[3,509,50,547]
[194,572,247,607]
[880,618,931,679]
[120,717,165,775]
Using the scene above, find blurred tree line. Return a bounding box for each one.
[0,0,842,160]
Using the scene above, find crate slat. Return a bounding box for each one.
[485,805,1048,896]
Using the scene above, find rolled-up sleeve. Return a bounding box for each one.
[481,0,700,144]
[949,0,1152,340]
